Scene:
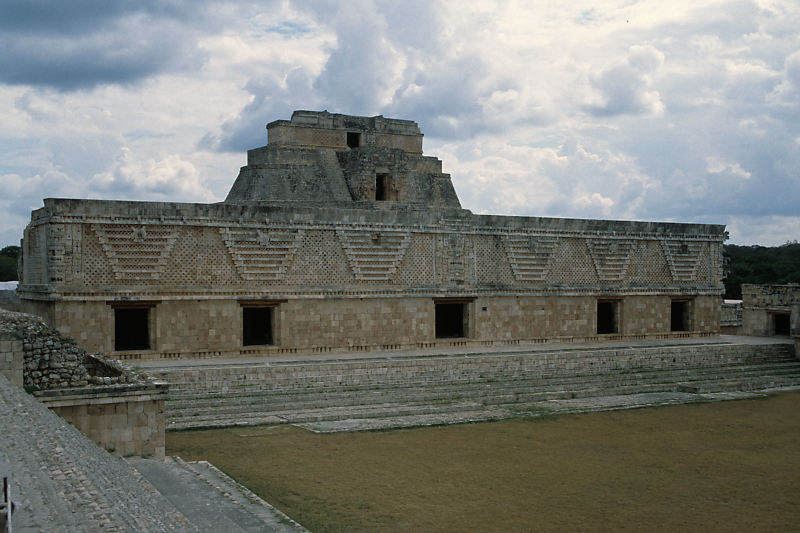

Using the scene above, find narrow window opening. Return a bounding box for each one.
[347,132,360,148]
[115,308,149,351]
[436,303,466,338]
[243,307,273,346]
[773,313,790,336]
[376,173,389,201]
[597,301,619,334]
[671,301,690,332]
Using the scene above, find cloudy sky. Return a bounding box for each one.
[1,0,798,248]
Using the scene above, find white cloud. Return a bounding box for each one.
[89,148,215,202]
[0,0,799,249]
[586,45,666,117]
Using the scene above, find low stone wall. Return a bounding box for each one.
[0,289,20,312]
[0,335,22,387]
[35,383,168,458]
[0,309,168,458]
[721,300,742,334]
[156,342,794,399]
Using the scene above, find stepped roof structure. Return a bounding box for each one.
[18,111,726,361]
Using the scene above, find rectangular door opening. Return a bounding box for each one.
[671,300,690,332]
[772,313,790,336]
[243,307,273,346]
[597,300,619,334]
[436,303,466,338]
[115,308,150,351]
[376,173,389,201]
[347,132,360,148]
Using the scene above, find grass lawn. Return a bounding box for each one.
[167,391,800,532]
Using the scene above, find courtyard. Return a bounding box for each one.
[167,390,800,532]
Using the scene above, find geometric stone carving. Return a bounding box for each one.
[220,227,304,281]
[502,235,560,281]
[586,239,635,281]
[446,233,467,283]
[336,229,410,281]
[93,224,180,280]
[661,240,704,281]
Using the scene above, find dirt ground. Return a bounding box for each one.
[167,391,800,532]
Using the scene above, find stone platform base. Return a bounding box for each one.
[137,336,800,433]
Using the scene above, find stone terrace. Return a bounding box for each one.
[138,336,800,433]
[0,373,196,532]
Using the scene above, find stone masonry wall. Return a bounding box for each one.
[44,294,720,361]
[742,284,800,337]
[156,343,794,401]
[0,309,168,458]
[0,308,137,390]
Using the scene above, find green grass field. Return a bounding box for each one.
[167,391,800,532]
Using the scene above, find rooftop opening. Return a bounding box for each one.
[347,132,360,148]
[597,300,620,334]
[376,174,388,201]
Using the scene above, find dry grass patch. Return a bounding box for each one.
[167,392,800,532]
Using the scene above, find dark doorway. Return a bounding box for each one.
[436,303,465,338]
[671,301,690,332]
[773,313,790,336]
[347,132,360,148]
[243,307,273,346]
[115,308,149,350]
[597,301,618,334]
[375,174,388,201]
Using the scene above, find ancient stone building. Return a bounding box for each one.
[741,284,799,337]
[18,110,726,361]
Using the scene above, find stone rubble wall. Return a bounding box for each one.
[0,308,137,391]
[0,309,168,459]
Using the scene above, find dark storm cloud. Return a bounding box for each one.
[0,0,224,90]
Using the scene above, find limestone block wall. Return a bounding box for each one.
[157,343,794,400]
[18,198,726,359]
[0,333,23,387]
[0,309,168,458]
[742,284,800,336]
[37,384,168,459]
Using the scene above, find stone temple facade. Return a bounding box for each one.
[18,110,726,361]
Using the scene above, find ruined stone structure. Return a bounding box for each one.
[18,110,726,361]
[742,284,799,338]
[0,309,168,458]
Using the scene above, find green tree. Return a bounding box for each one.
[723,241,800,298]
[0,245,20,281]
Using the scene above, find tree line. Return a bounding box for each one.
[0,246,19,282]
[723,241,800,299]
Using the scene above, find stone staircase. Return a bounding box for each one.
[149,342,800,431]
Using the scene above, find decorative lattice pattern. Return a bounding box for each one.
[397,234,436,286]
[162,227,240,285]
[586,239,635,281]
[92,224,180,280]
[81,225,114,285]
[626,240,672,285]
[220,227,304,281]
[549,238,598,284]
[474,235,516,286]
[502,235,560,281]
[336,229,411,281]
[661,240,705,281]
